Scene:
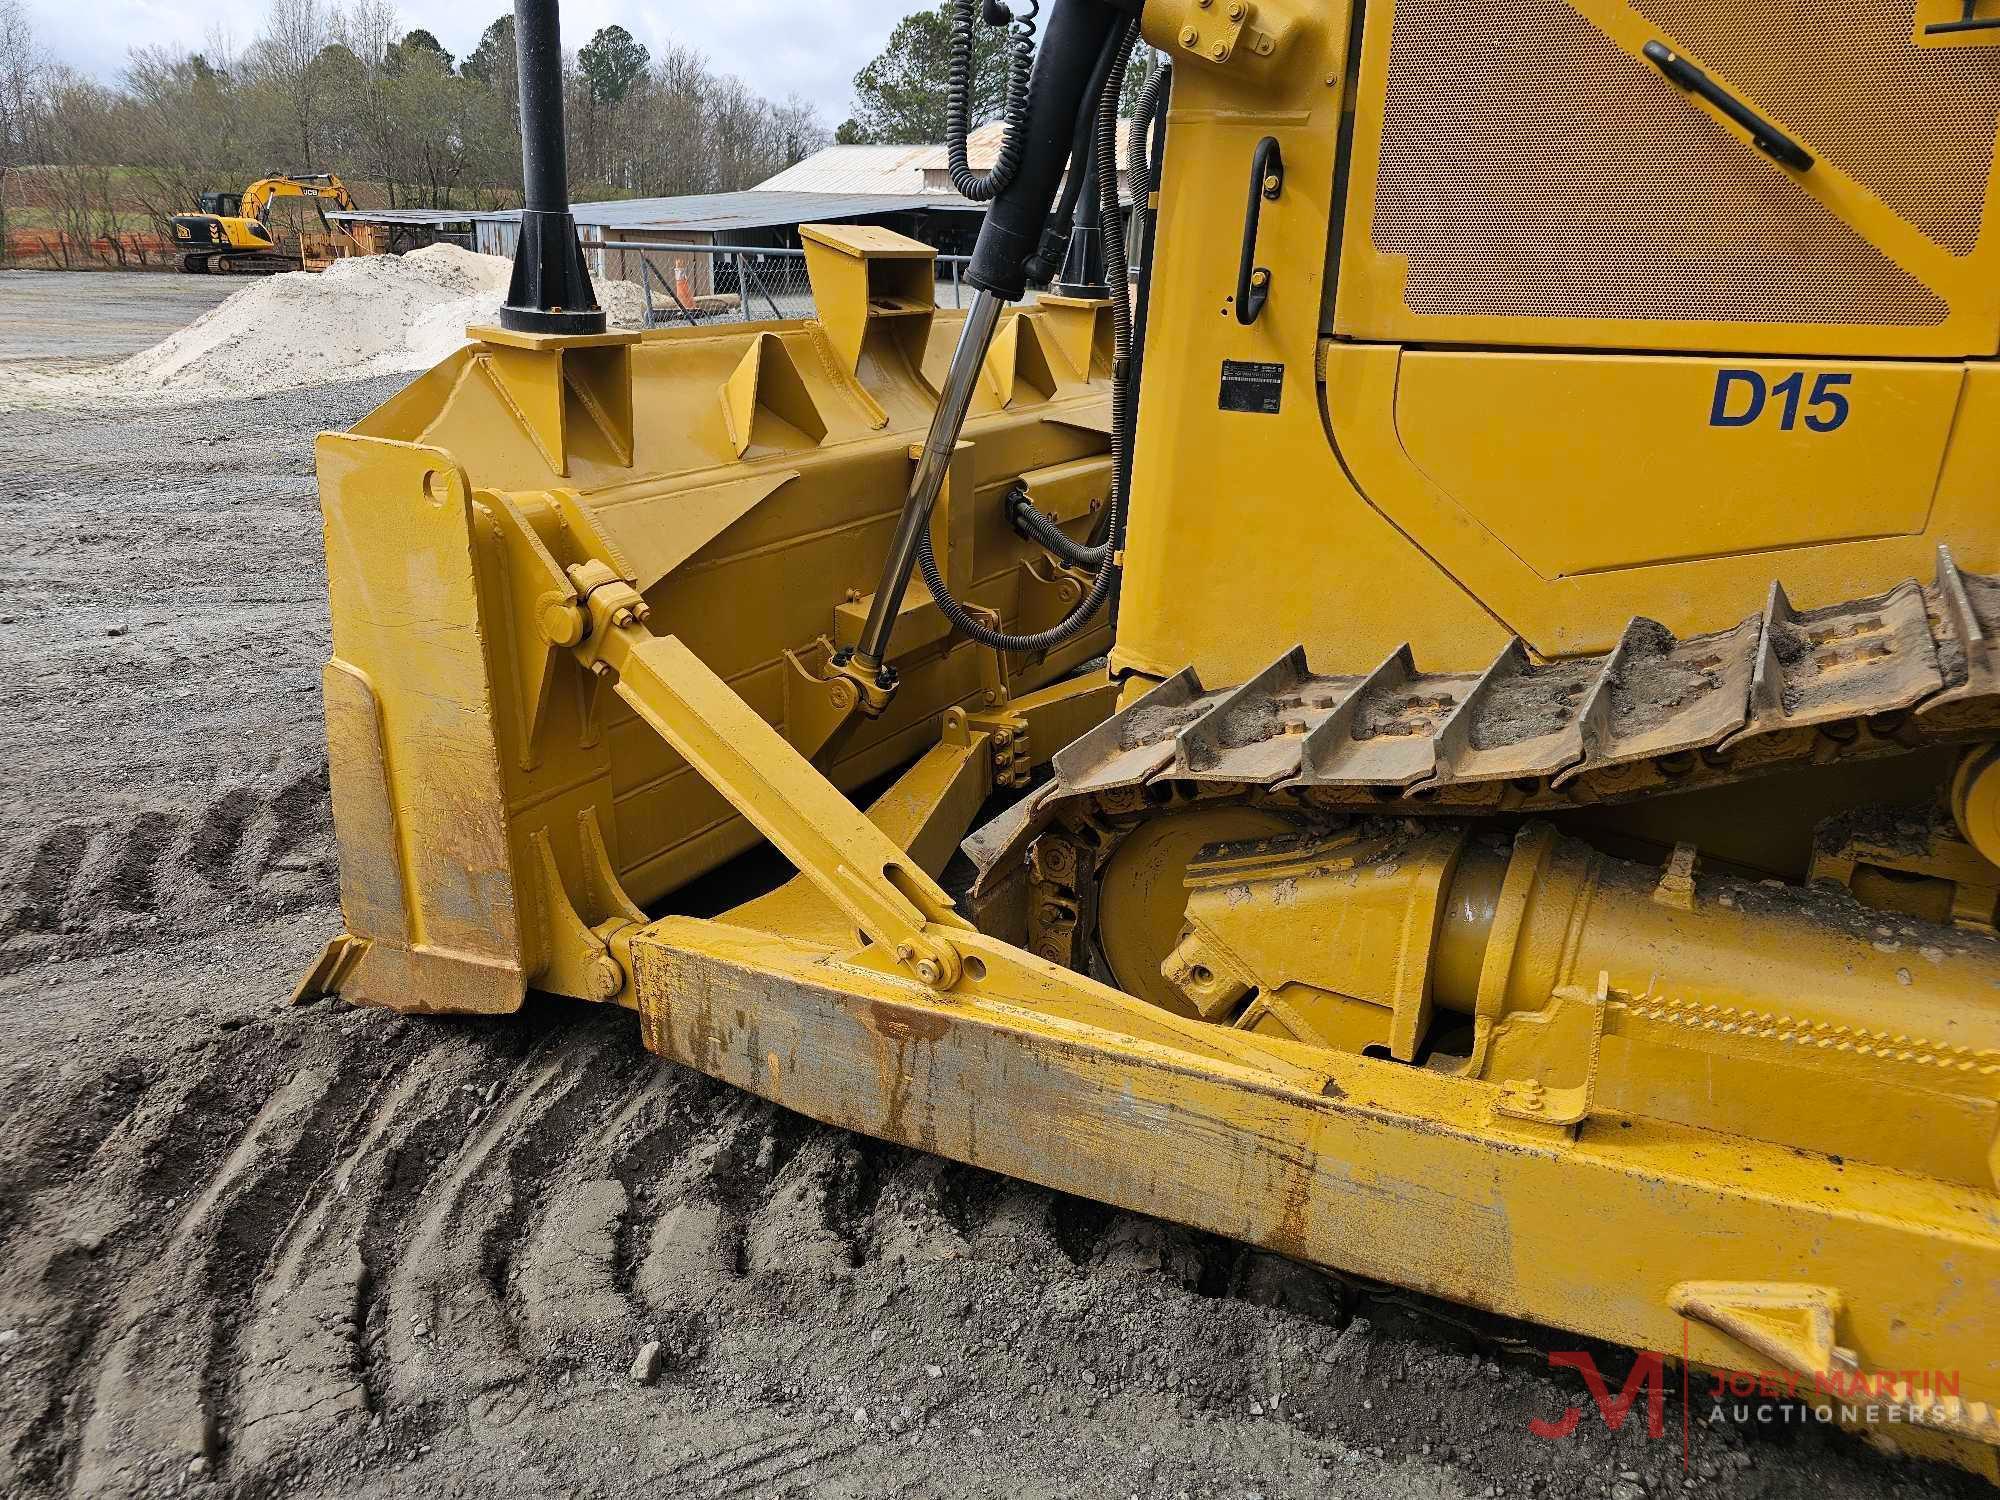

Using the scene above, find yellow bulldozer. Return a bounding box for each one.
[170,172,358,273]
[297,0,2000,1476]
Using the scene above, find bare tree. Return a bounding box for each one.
[0,0,48,262]
[248,0,336,168]
[38,67,124,265]
[618,44,824,201]
[331,0,399,198]
[123,46,254,238]
[628,42,716,197]
[461,13,520,203]
[772,94,829,170]
[385,45,471,207]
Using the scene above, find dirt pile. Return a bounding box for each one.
[0,246,647,411]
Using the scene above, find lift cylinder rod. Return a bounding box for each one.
[852,289,1006,675]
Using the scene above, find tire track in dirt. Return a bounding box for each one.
[4,985,1977,1500]
[0,758,335,980]
[71,1038,377,1496]
[508,1066,694,1358]
[226,1033,497,1486]
[651,1416,877,1500]
[0,1043,296,1492]
[379,1024,653,1446]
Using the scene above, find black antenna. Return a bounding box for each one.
[501,0,605,334]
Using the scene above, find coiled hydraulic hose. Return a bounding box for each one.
[1127,61,1171,255]
[1097,56,1170,561]
[947,0,1040,202]
[916,13,1138,655]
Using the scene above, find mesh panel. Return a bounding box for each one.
[1636,0,2000,256]
[1371,0,1951,326]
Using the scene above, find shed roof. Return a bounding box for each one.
[752,145,938,194]
[560,189,980,232]
[333,189,985,237]
[326,208,481,226]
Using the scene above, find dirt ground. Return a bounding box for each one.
[0,281,1975,1500]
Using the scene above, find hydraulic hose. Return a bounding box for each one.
[915,14,1137,656]
[1101,57,1169,560]
[1026,34,1124,284]
[1008,484,1111,568]
[947,0,1039,202]
[963,0,1127,299]
[1127,62,1170,245]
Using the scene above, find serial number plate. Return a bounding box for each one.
[1219,359,1284,414]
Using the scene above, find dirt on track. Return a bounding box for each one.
[0,328,1977,1499]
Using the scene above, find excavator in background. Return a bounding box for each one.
[298,0,2000,1477]
[170,173,358,273]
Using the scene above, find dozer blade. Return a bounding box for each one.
[619,913,2000,1480]
[300,223,1123,1017]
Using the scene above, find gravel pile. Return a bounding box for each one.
[0,245,646,412]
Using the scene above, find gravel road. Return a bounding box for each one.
[0,281,1974,1500]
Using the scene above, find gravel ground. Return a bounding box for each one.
[0,290,1977,1500]
[0,270,238,365]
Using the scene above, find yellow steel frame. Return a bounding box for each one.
[581,622,2000,1470]
[308,430,2000,1468]
[629,913,2000,1473]
[302,224,1123,1015]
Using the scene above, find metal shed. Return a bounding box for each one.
[323,208,483,256]
[473,190,984,298]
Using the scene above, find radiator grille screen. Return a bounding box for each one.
[1635,0,1999,255]
[1371,0,1953,326]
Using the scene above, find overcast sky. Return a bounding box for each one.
[23,0,902,123]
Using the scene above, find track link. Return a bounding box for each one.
[970,547,2000,893]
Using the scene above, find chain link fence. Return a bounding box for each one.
[589,240,977,329]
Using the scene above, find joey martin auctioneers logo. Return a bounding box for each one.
[1526,1336,1967,1467]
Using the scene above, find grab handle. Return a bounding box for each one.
[1924,0,2000,34]
[1643,41,1813,171]
[1235,136,1283,325]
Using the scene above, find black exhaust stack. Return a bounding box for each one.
[1053,136,1109,299]
[500,0,604,335]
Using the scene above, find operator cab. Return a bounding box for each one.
[197,191,242,218]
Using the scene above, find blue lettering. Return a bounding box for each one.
[1710,369,1766,427]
